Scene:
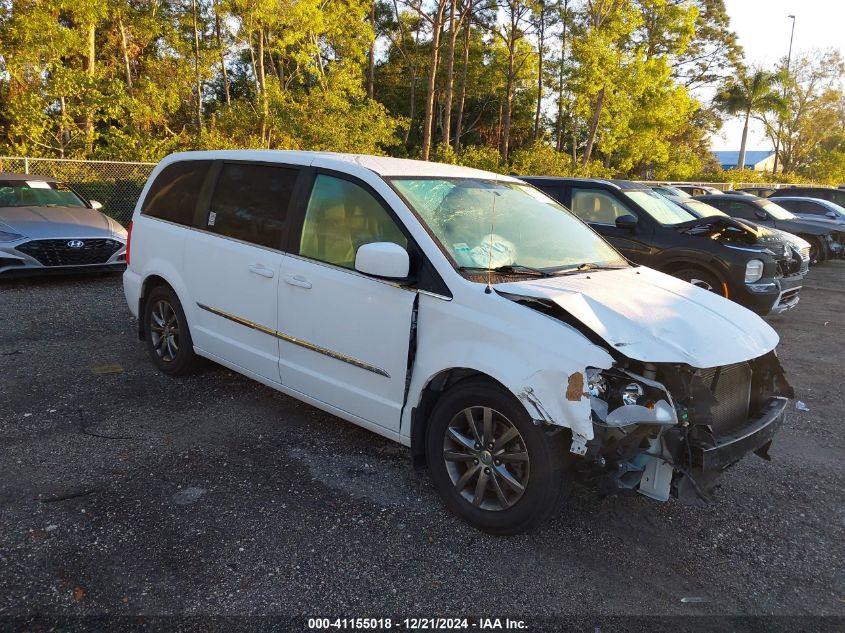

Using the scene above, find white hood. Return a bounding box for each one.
[495,266,778,369]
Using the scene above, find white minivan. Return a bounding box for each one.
[123,151,793,534]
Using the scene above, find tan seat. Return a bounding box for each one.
[303,201,355,267]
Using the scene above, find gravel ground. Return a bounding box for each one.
[0,264,843,628]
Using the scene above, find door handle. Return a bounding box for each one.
[248,263,275,278]
[285,274,312,289]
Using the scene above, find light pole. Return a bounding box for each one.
[773,15,796,174]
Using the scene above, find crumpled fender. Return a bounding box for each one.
[402,293,615,444]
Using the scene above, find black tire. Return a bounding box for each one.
[143,285,202,375]
[800,235,825,265]
[426,378,567,535]
[671,268,727,296]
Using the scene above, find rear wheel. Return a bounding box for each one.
[143,285,201,375]
[672,268,727,296]
[426,378,567,534]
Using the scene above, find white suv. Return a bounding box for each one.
[124,151,793,534]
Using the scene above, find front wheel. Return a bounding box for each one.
[426,378,567,535]
[672,268,727,297]
[801,235,825,265]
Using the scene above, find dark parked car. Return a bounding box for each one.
[772,197,845,221]
[651,184,691,198]
[669,184,724,197]
[0,173,127,277]
[771,186,845,207]
[734,187,778,198]
[520,177,803,315]
[696,194,845,264]
[668,196,809,276]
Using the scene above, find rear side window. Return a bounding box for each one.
[141,160,211,226]
[785,200,823,215]
[205,163,299,249]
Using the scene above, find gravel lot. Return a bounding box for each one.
[1,264,843,627]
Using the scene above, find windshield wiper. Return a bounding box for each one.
[458,264,554,277]
[554,262,626,274]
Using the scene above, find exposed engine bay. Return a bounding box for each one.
[674,215,772,244]
[677,216,806,277]
[496,278,794,505]
[579,353,793,503]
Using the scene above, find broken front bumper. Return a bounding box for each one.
[696,396,788,471]
[741,274,802,316]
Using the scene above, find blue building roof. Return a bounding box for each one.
[713,150,775,169]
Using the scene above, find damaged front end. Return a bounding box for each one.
[674,215,764,243]
[577,353,793,504]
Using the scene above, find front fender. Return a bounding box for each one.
[402,292,615,443]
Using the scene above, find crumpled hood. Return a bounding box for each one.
[674,215,783,247]
[495,266,778,368]
[0,206,113,239]
[675,215,765,237]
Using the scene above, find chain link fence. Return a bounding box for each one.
[1,155,806,227]
[0,156,155,226]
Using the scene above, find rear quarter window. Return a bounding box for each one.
[141,160,211,226]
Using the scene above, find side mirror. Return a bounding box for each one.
[355,242,410,279]
[615,214,638,230]
[754,209,767,219]
[826,210,837,218]
[90,200,103,210]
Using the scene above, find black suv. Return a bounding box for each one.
[521,177,805,315]
[696,194,845,264]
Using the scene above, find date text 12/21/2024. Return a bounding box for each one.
[307,618,528,630]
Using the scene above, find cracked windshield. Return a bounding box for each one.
[391,178,627,272]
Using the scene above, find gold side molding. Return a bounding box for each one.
[196,303,390,378]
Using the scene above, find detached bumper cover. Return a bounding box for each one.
[698,396,788,471]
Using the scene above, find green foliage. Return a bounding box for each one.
[765,51,845,175]
[431,143,503,172]
[0,0,840,184]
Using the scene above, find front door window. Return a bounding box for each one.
[570,189,634,224]
[299,174,407,268]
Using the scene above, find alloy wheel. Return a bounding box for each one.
[442,406,530,511]
[149,299,180,362]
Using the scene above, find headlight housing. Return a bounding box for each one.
[745,259,764,283]
[586,368,678,427]
[0,230,24,242]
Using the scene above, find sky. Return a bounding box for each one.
[710,0,845,151]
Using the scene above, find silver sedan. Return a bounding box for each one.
[0,173,127,277]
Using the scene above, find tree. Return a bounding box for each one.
[672,0,742,89]
[570,0,639,166]
[491,0,534,161]
[531,0,555,141]
[714,68,785,171]
[401,0,449,160]
[763,51,845,173]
